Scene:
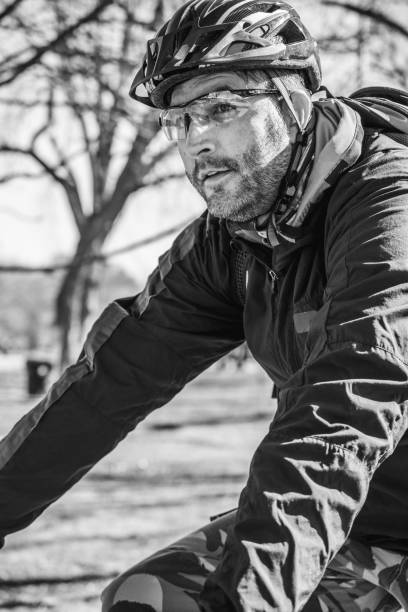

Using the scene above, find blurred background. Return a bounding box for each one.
[0,0,407,610]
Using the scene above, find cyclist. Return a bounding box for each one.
[2,1,408,610]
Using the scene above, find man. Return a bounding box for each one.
[1,0,408,610]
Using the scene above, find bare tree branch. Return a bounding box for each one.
[0,98,129,114]
[47,130,86,226]
[117,7,134,95]
[0,170,45,184]
[30,122,50,148]
[122,136,176,195]
[0,0,24,21]
[0,143,86,229]
[116,0,165,30]
[322,1,408,39]
[0,214,197,273]
[68,98,93,158]
[94,14,162,30]
[7,44,136,68]
[0,0,115,87]
[0,144,63,181]
[102,118,161,214]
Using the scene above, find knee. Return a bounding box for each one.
[101,565,203,612]
[101,572,163,612]
[105,603,155,612]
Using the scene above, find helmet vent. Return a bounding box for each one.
[230,7,257,21]
[278,21,305,44]
[251,24,270,37]
[226,41,259,54]
[254,2,283,12]
[184,31,225,62]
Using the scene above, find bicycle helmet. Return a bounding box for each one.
[130,0,321,108]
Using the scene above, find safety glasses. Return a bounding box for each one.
[159,88,280,142]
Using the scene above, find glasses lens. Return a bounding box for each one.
[160,110,186,141]
[159,92,253,141]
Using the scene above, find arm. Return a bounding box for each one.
[199,144,408,610]
[0,213,244,546]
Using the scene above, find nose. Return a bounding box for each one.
[183,120,216,159]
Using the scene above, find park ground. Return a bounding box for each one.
[0,355,275,611]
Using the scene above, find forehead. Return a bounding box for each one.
[170,72,249,106]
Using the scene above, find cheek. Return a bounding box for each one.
[257,121,289,164]
[265,108,290,150]
[240,109,286,160]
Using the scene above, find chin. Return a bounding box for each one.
[207,206,238,221]
[207,202,261,223]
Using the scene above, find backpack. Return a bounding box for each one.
[343,86,408,147]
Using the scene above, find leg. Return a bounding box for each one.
[101,510,236,612]
[304,537,408,612]
[102,516,408,612]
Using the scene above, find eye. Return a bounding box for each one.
[211,102,237,120]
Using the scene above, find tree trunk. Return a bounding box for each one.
[55,214,120,369]
[77,247,104,345]
[55,262,81,369]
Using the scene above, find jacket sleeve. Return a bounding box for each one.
[0,214,244,546]
[199,145,408,611]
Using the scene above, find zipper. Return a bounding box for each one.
[269,269,278,326]
[268,269,278,293]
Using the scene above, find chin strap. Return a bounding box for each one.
[258,115,317,246]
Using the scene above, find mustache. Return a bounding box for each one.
[193,158,239,183]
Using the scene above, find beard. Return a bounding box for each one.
[186,136,292,223]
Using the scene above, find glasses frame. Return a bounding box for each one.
[159,88,280,142]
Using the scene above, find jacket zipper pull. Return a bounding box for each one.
[268,269,277,293]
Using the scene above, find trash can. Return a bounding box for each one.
[26,359,53,395]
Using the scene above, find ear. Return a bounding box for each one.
[289,89,313,132]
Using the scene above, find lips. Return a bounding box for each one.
[199,168,231,183]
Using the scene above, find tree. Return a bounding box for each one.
[320,0,408,90]
[322,1,408,39]
[0,0,185,366]
[0,0,116,87]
